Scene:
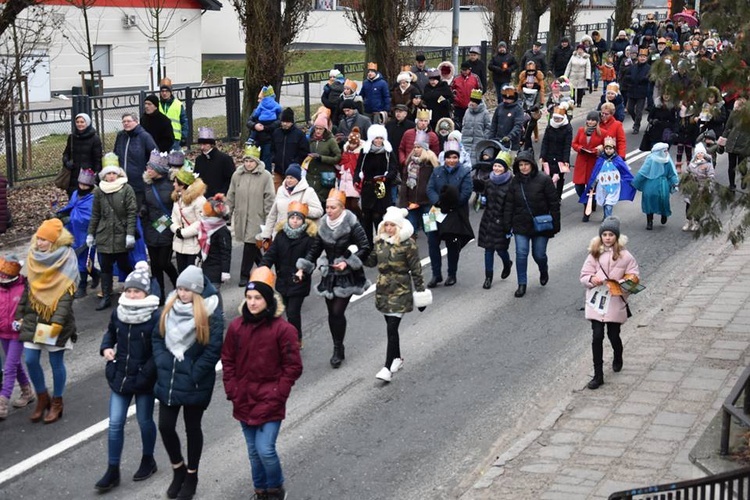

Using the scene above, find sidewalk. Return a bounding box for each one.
[462,238,750,500]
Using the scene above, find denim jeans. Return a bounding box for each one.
[24,348,66,397]
[484,248,511,274]
[241,421,284,490]
[603,204,613,219]
[428,234,460,278]
[260,143,273,173]
[1,339,30,398]
[108,391,157,466]
[409,204,444,278]
[592,66,600,89]
[513,234,549,285]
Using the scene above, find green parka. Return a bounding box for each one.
[88,175,137,254]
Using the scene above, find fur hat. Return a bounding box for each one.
[168,149,185,167]
[0,254,22,283]
[367,124,388,142]
[280,107,295,122]
[246,266,276,306]
[285,163,302,181]
[123,261,151,294]
[197,127,216,144]
[287,201,309,219]
[397,71,414,83]
[382,206,409,228]
[36,218,63,243]
[600,216,621,238]
[203,193,229,219]
[77,168,96,186]
[176,265,204,294]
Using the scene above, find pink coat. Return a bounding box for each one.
[0,277,25,340]
[580,240,639,324]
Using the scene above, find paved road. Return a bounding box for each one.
[0,107,730,499]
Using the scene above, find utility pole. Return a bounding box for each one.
[452,0,459,69]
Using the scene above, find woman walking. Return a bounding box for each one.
[477,151,514,289]
[222,267,303,500]
[153,265,223,500]
[95,263,160,491]
[539,103,573,199]
[18,219,79,424]
[296,189,371,368]
[572,112,606,222]
[365,207,429,382]
[62,112,103,197]
[502,151,560,298]
[579,217,640,389]
[631,143,679,230]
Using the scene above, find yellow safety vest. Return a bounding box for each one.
[159,98,183,141]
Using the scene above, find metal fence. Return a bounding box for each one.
[608,467,750,499]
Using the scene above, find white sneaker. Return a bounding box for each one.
[682,220,692,231]
[375,367,392,382]
[390,358,403,373]
[690,221,700,231]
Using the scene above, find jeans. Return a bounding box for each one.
[484,248,511,274]
[592,66,600,89]
[24,348,66,397]
[603,204,613,219]
[513,234,548,285]
[1,338,30,398]
[406,204,431,234]
[241,421,284,490]
[260,143,273,174]
[108,391,156,466]
[428,234,460,278]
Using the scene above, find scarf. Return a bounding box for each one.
[283,222,308,239]
[198,216,227,261]
[26,246,79,322]
[585,125,596,136]
[165,293,219,361]
[117,294,160,325]
[326,211,346,231]
[100,176,128,194]
[369,144,385,154]
[406,157,421,189]
[550,115,569,128]
[490,171,512,185]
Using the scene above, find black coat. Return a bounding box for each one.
[195,148,236,198]
[271,125,310,175]
[355,148,398,213]
[478,177,512,250]
[385,118,416,157]
[142,175,175,247]
[62,126,103,191]
[551,44,574,77]
[625,62,651,99]
[539,123,573,171]
[201,225,232,284]
[100,309,160,395]
[488,52,518,85]
[464,58,486,89]
[140,111,174,153]
[260,224,315,298]
[422,81,454,129]
[503,165,561,237]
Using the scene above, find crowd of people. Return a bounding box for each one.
[0,13,747,499]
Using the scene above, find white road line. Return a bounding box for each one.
[560,149,650,200]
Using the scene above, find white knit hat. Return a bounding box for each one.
[382,206,409,228]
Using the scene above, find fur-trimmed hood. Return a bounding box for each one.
[236,290,286,319]
[171,178,207,204]
[437,61,455,84]
[273,218,319,237]
[375,219,414,244]
[588,234,629,253]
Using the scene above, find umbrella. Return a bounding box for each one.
[673,10,699,28]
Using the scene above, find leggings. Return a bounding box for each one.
[728,153,747,188]
[175,253,199,275]
[158,404,205,471]
[325,296,351,343]
[24,348,66,397]
[1,338,30,398]
[591,320,622,369]
[384,316,402,369]
[676,144,693,167]
[148,245,179,302]
[575,89,586,107]
[282,295,305,341]
[361,210,384,247]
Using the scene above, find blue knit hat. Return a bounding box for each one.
[285,164,302,181]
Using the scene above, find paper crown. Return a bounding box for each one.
[344,79,358,91]
[367,62,378,71]
[638,48,649,56]
[261,85,275,98]
[0,255,22,281]
[168,149,185,166]
[198,127,216,143]
[148,149,169,170]
[604,136,617,147]
[175,160,198,186]
[102,152,120,168]
[470,89,483,101]
[327,188,346,206]
[249,266,276,288]
[287,200,309,218]
[244,144,261,160]
[415,109,431,121]
[553,105,569,116]
[500,85,518,97]
[159,77,172,89]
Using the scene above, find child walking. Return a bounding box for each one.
[579,137,636,220]
[0,255,34,419]
[580,217,640,390]
[682,143,715,231]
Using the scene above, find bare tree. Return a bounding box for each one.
[229,0,311,134]
[344,0,432,85]
[483,0,517,49]
[614,0,642,33]
[548,0,582,61]
[0,0,41,38]
[61,0,101,95]
[516,0,548,60]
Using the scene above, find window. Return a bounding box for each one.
[92,45,112,76]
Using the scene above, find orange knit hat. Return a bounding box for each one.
[36,218,63,243]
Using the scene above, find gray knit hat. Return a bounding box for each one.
[600,216,621,238]
[123,261,151,294]
[176,265,204,294]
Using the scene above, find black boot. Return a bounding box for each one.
[167,463,187,499]
[500,260,513,280]
[660,214,668,225]
[74,271,88,299]
[514,284,526,298]
[96,273,113,310]
[588,365,604,389]
[540,269,549,286]
[330,339,343,368]
[176,471,198,500]
[95,465,121,492]
[133,454,158,481]
[90,268,100,289]
[646,214,653,231]
[613,356,623,373]
[483,272,493,289]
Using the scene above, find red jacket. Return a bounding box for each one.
[572,127,606,185]
[399,128,440,166]
[451,73,481,109]
[599,116,627,158]
[222,303,303,426]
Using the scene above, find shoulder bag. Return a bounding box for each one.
[519,182,553,233]
[55,136,73,190]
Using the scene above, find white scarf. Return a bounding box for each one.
[99,176,128,194]
[164,293,219,361]
[117,294,160,324]
[326,211,346,231]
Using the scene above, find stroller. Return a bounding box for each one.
[471,139,511,211]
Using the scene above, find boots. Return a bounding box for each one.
[540,269,549,286]
[588,365,604,390]
[330,330,345,368]
[30,391,50,422]
[483,272,493,289]
[133,454,158,481]
[95,465,121,491]
[96,273,113,310]
[646,214,654,231]
[514,285,526,298]
[176,471,198,500]
[0,396,8,419]
[90,267,100,289]
[44,396,63,423]
[500,260,513,280]
[74,271,88,299]
[167,463,187,499]
[13,384,35,408]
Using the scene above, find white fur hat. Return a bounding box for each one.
[382,206,408,228]
[367,124,388,142]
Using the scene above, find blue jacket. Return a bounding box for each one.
[490,102,525,151]
[100,308,161,395]
[427,164,473,208]
[361,74,391,114]
[113,125,158,195]
[152,278,224,408]
[57,188,94,271]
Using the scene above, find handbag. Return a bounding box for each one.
[519,183,554,233]
[320,171,336,188]
[55,136,73,190]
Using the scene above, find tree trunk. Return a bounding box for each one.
[487,0,516,50]
[548,0,582,69]
[614,0,637,32]
[517,0,547,61]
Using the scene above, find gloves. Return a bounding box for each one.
[125,235,136,249]
[175,228,183,239]
[50,323,63,337]
[86,234,95,247]
[221,272,231,283]
[417,306,426,312]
